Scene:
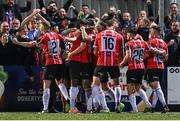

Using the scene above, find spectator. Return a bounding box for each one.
[0,0,31,26]
[164,3,180,30]
[78,5,94,20]
[136,18,150,41]
[38,0,74,23]
[146,0,159,24]
[9,18,20,35]
[164,21,180,66]
[119,12,135,30]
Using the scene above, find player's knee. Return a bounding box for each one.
[64,79,70,89]
[43,80,51,89]
[135,84,141,92]
[127,83,135,95]
[101,82,109,91]
[113,78,120,86]
[150,81,160,89]
[56,79,63,85]
[82,79,91,90]
[92,76,101,86]
[71,79,79,87]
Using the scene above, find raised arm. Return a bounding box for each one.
[81,26,91,41]
[21,9,40,27]
[36,13,51,28]
[12,37,37,48]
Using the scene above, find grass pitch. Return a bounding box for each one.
[0,112,180,120]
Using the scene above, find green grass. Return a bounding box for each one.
[0,112,180,120]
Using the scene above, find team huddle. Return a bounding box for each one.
[11,9,169,114]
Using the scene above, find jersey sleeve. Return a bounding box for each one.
[39,34,47,45]
[93,33,100,49]
[58,33,64,41]
[125,42,131,52]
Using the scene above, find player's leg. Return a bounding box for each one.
[126,70,137,112]
[42,65,53,113]
[55,64,69,101]
[134,69,152,112]
[61,61,71,113]
[101,74,116,110]
[148,69,169,113]
[90,66,105,112]
[110,67,124,113]
[48,79,59,113]
[80,63,92,112]
[68,61,81,113]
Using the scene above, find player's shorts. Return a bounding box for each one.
[62,61,70,81]
[89,63,96,80]
[126,69,144,84]
[81,63,91,80]
[93,66,120,82]
[68,60,82,80]
[100,73,109,83]
[147,69,163,83]
[44,64,63,81]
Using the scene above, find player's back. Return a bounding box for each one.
[41,32,63,65]
[126,39,148,70]
[95,29,123,66]
[147,37,168,69]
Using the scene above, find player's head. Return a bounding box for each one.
[106,19,114,28]
[127,28,137,40]
[150,25,160,37]
[86,19,95,31]
[39,21,50,33]
[96,21,107,32]
[50,22,59,33]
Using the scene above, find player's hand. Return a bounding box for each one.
[116,9,121,15]
[69,5,76,10]
[62,51,68,59]
[80,26,86,31]
[168,39,175,46]
[119,63,124,68]
[67,52,72,60]
[12,37,19,44]
[33,9,41,15]
[41,7,47,15]
[91,9,96,15]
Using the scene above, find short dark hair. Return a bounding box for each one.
[105,19,114,27]
[151,25,161,33]
[82,4,89,8]
[48,1,57,6]
[170,2,179,7]
[127,28,137,35]
[87,19,95,26]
